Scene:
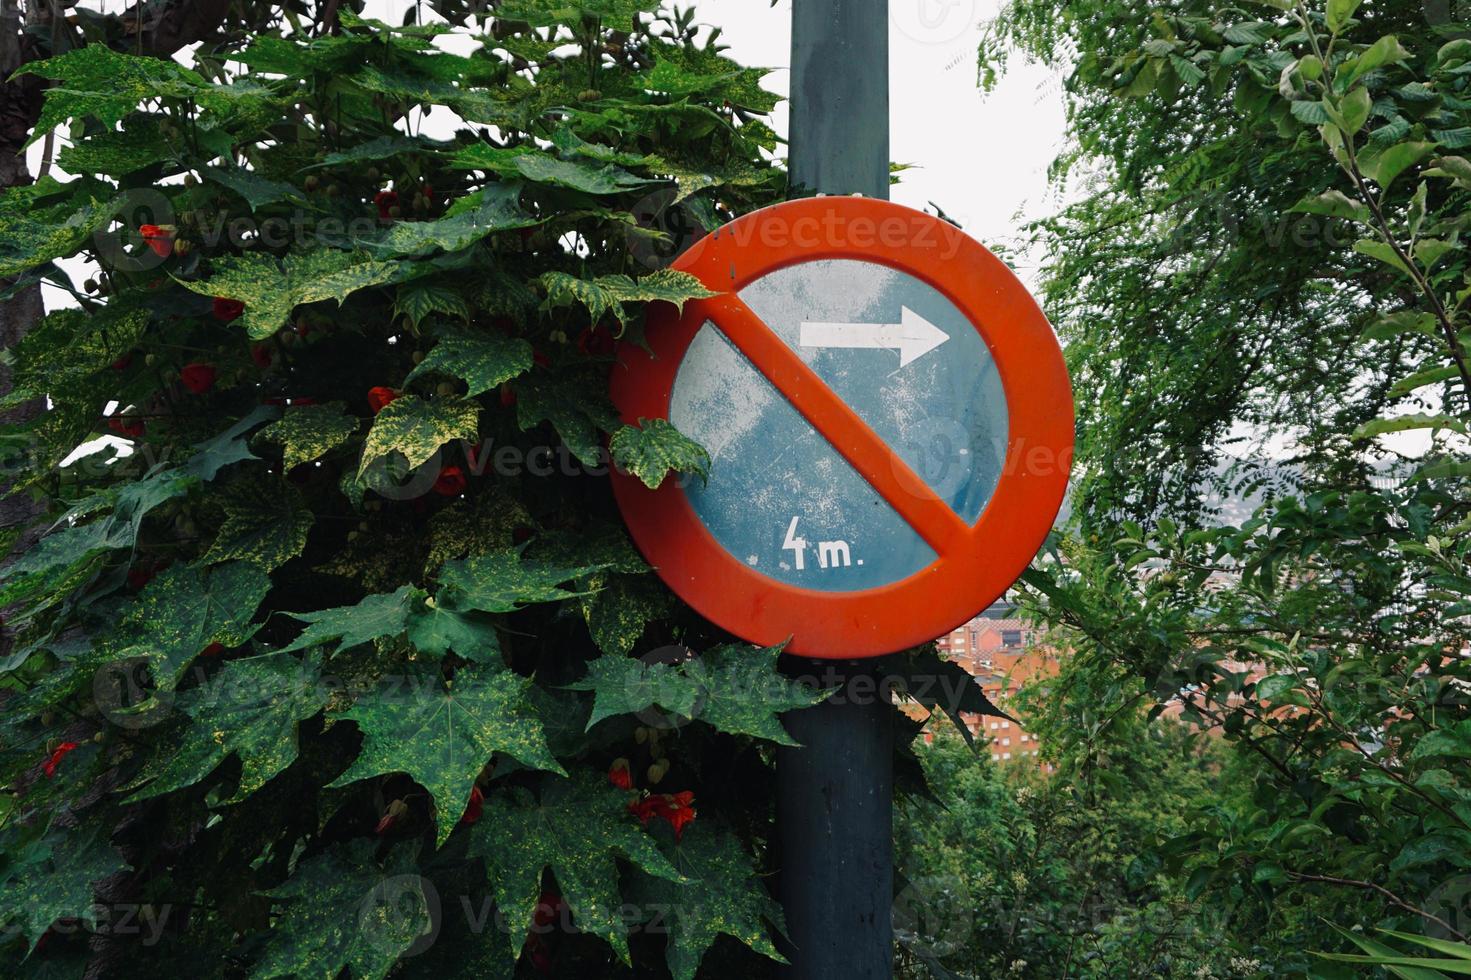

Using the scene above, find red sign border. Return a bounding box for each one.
[609,197,1074,658]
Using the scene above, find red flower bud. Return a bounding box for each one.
[374,191,399,220]
[200,642,226,658]
[376,798,409,836]
[367,386,399,414]
[127,564,160,591]
[533,350,551,369]
[138,224,175,258]
[433,466,467,497]
[43,742,80,778]
[459,785,484,826]
[213,297,245,322]
[498,384,517,409]
[111,352,134,372]
[577,326,616,358]
[608,758,633,790]
[251,344,274,369]
[180,363,217,395]
[108,416,146,439]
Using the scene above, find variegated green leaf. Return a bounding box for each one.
[610,417,710,489]
[329,667,563,844]
[18,45,205,147]
[434,549,605,614]
[469,770,683,962]
[537,268,719,326]
[453,145,659,195]
[278,585,421,655]
[404,326,533,397]
[256,403,360,470]
[200,480,315,571]
[179,249,401,340]
[627,822,788,980]
[0,179,119,278]
[118,561,272,690]
[359,395,479,475]
[567,649,702,729]
[0,811,125,950]
[512,372,621,467]
[394,284,471,329]
[355,183,541,259]
[124,653,327,802]
[682,643,830,745]
[251,840,429,980]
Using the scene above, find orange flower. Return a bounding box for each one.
[374,191,399,219]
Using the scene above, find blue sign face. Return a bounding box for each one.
[669,258,1009,594]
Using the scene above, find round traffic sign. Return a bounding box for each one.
[610,197,1073,658]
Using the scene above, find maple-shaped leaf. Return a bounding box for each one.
[403,325,533,398]
[610,418,710,489]
[251,840,431,980]
[393,283,471,330]
[358,395,479,475]
[434,549,604,614]
[511,371,621,467]
[355,183,541,259]
[537,268,718,326]
[567,652,701,729]
[329,667,563,844]
[881,647,1011,748]
[571,644,831,745]
[123,653,328,802]
[0,811,126,950]
[469,771,683,962]
[580,573,673,656]
[627,822,788,980]
[55,115,173,177]
[682,644,830,746]
[278,585,421,655]
[452,146,659,196]
[119,561,272,689]
[18,44,205,147]
[199,478,315,571]
[256,403,360,470]
[179,249,401,340]
[406,600,502,663]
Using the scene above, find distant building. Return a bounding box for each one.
[922,601,1057,771]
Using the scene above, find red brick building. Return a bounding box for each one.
[927,602,1058,769]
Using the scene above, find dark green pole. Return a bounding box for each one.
[778,4,894,978]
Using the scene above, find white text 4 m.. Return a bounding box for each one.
[783,516,862,571]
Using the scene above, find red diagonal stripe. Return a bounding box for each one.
[700,293,970,553]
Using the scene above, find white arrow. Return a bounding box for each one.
[798,306,949,368]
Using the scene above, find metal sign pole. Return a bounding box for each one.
[779,2,894,977]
